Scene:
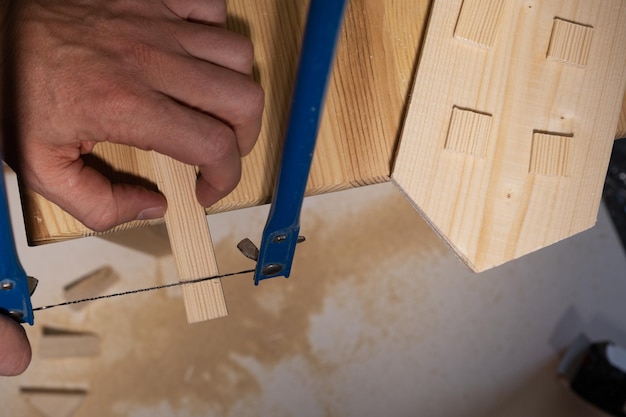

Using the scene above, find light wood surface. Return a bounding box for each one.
[151,152,227,322]
[618,91,626,139]
[392,0,626,272]
[20,0,430,245]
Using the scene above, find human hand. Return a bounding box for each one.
[0,315,31,376]
[2,0,263,231]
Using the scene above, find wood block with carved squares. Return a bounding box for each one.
[529,132,572,177]
[454,0,505,49]
[392,0,626,272]
[444,107,493,158]
[547,18,594,68]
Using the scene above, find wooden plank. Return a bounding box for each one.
[21,388,87,417]
[618,91,626,139]
[19,0,430,245]
[150,152,227,322]
[392,0,626,272]
[39,327,100,358]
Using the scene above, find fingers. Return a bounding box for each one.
[158,6,263,157]
[196,145,242,208]
[164,0,227,26]
[139,55,263,157]
[30,154,167,232]
[14,0,264,231]
[0,315,31,376]
[103,92,248,207]
[174,24,255,76]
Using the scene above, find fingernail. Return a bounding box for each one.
[136,206,166,220]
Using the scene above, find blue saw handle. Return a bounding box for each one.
[0,164,33,324]
[254,0,348,284]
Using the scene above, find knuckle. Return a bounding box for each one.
[233,80,265,122]
[98,88,155,144]
[206,124,238,161]
[80,205,119,232]
[213,1,228,24]
[236,37,255,73]
[247,82,265,115]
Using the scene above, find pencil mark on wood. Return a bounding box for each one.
[529,131,573,177]
[454,0,505,49]
[547,18,594,68]
[444,107,493,158]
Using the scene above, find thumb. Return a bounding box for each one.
[34,160,167,232]
[0,314,31,376]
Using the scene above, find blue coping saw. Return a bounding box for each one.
[242,0,348,284]
[0,164,37,325]
[0,0,347,324]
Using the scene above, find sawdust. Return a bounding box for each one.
[41,186,446,416]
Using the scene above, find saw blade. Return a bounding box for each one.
[32,269,255,312]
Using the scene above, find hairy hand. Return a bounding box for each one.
[3,0,263,231]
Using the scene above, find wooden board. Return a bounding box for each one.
[392,0,626,272]
[151,153,227,322]
[618,90,626,139]
[21,388,87,417]
[20,0,431,245]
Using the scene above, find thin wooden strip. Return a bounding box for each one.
[39,327,100,358]
[150,152,227,323]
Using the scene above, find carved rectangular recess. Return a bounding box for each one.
[529,131,573,177]
[444,107,493,158]
[454,0,505,49]
[547,18,594,67]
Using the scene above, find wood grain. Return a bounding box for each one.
[151,152,227,322]
[20,0,429,245]
[618,91,626,139]
[392,0,626,272]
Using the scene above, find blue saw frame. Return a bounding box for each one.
[254,0,348,284]
[0,164,34,325]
